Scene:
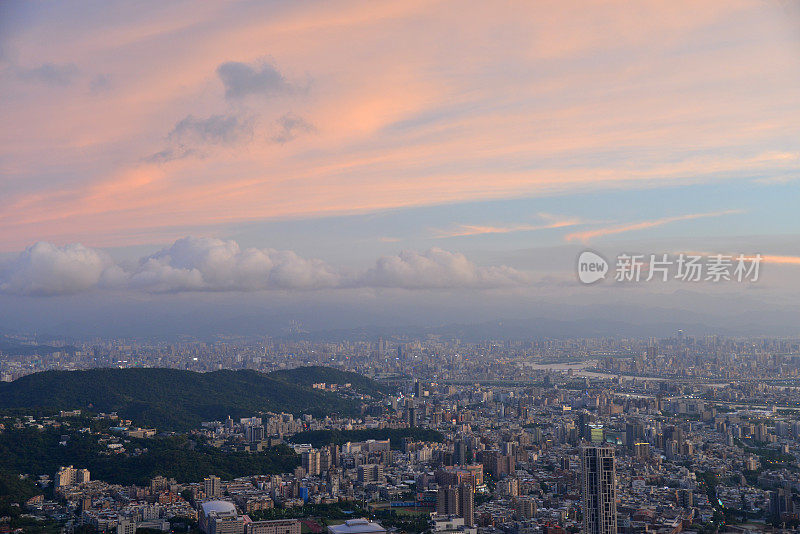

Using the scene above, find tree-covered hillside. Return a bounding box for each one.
[270,366,390,396]
[0,426,299,486]
[0,367,384,431]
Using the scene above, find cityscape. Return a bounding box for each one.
[3,332,800,533]
[2,2,800,534]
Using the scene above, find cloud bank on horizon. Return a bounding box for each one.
[0,1,799,252]
[0,237,531,296]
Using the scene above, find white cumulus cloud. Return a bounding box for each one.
[358,248,530,289]
[0,242,120,296]
[0,239,530,295]
[128,236,340,292]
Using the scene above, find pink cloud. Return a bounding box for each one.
[1,1,799,250]
[436,215,582,238]
[565,210,744,243]
[761,255,800,266]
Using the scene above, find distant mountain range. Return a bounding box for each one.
[0,366,386,431]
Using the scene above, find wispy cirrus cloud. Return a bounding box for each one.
[1,1,800,251]
[565,210,744,243]
[669,252,800,267]
[436,214,582,238]
[760,254,800,265]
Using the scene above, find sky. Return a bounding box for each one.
[1,1,799,338]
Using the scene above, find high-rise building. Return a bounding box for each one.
[407,405,419,428]
[319,448,332,472]
[302,450,321,476]
[204,475,222,498]
[625,422,644,450]
[516,497,537,519]
[482,450,515,478]
[459,483,474,527]
[577,412,592,441]
[581,445,617,534]
[55,466,90,488]
[453,439,467,466]
[246,425,265,443]
[677,489,693,509]
[437,485,459,517]
[149,475,176,493]
[435,484,474,526]
[770,488,793,519]
[497,477,520,497]
[357,464,384,485]
[663,425,684,445]
[633,442,650,459]
[435,465,482,491]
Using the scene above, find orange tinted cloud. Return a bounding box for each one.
[436,216,581,238]
[1,0,799,250]
[565,210,744,243]
[762,255,800,265]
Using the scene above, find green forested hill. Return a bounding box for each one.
[269,365,390,396]
[0,367,383,430]
[0,427,300,486]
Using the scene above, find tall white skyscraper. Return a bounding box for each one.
[581,445,617,534]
